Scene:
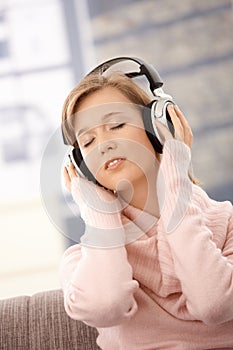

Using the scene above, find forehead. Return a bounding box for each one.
[71,88,144,136]
[73,102,144,136]
[77,86,133,111]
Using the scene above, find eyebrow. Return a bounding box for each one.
[76,112,123,137]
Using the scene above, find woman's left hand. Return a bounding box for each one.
[155,104,193,148]
[169,105,193,148]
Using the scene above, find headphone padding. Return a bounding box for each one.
[142,101,163,154]
[72,148,99,184]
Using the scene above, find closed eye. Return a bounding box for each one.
[110,123,125,130]
[83,138,94,148]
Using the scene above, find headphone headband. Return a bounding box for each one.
[87,56,163,92]
[61,56,175,186]
[62,56,170,146]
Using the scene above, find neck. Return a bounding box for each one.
[118,169,160,218]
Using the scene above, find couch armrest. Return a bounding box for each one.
[0,289,100,350]
[0,294,29,349]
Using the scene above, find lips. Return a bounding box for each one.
[105,157,125,170]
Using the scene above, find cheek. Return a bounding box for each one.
[137,131,155,155]
[128,129,156,160]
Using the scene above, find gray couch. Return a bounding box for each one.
[0,289,101,350]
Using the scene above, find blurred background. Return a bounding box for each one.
[0,0,232,299]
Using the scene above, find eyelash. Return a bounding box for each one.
[83,123,126,148]
[110,123,125,130]
[83,139,93,148]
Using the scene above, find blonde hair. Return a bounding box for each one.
[62,72,200,185]
[62,72,151,146]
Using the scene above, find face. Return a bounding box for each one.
[74,87,157,191]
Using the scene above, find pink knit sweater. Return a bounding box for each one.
[60,140,233,349]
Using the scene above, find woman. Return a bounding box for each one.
[60,71,233,349]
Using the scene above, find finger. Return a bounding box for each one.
[67,161,78,180]
[174,106,193,142]
[63,167,71,192]
[167,105,184,141]
[174,105,193,148]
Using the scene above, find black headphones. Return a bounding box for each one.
[62,56,175,183]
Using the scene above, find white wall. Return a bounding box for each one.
[0,0,76,299]
[0,198,64,299]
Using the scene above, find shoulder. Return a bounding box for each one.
[192,184,232,214]
[192,184,233,246]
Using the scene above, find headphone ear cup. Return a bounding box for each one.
[72,148,99,184]
[142,100,175,154]
[142,101,163,154]
[165,106,175,136]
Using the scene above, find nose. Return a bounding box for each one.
[98,140,117,154]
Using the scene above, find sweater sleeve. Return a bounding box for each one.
[60,239,139,328]
[157,139,233,325]
[59,176,139,327]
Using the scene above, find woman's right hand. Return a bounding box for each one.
[63,161,78,193]
[65,161,119,209]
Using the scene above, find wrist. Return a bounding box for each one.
[81,205,123,229]
[158,139,193,233]
[81,224,125,248]
[163,139,191,165]
[160,139,192,185]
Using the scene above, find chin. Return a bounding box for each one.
[115,178,134,192]
[96,166,147,192]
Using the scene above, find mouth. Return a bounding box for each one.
[105,157,126,170]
